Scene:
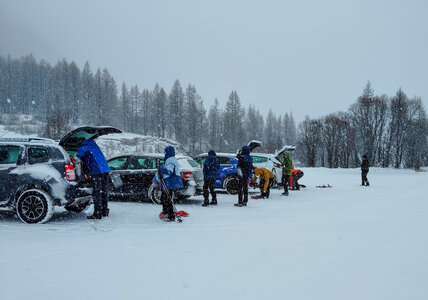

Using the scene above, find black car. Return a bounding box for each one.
[107,154,204,203]
[0,138,91,224]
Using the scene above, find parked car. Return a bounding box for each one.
[193,139,263,195]
[194,153,239,194]
[107,154,204,203]
[250,153,282,185]
[0,137,91,224]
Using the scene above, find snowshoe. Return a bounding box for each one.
[234,203,243,207]
[175,210,189,217]
[251,195,265,199]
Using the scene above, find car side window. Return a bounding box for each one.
[108,157,127,170]
[129,157,157,170]
[252,156,268,163]
[28,147,49,164]
[0,146,21,165]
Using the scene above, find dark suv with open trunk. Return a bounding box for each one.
[0,138,91,224]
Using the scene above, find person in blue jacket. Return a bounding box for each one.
[77,138,110,219]
[234,145,253,207]
[159,146,183,221]
[202,150,220,206]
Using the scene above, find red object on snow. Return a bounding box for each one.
[175,210,189,217]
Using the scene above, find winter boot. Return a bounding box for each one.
[210,200,217,205]
[282,191,289,196]
[87,214,102,220]
[242,202,247,206]
[202,202,209,207]
[102,208,110,217]
[366,181,370,186]
[361,181,365,186]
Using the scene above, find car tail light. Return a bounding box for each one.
[181,171,194,180]
[65,163,76,181]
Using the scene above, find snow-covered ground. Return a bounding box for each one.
[1,167,428,300]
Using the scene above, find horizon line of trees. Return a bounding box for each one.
[1,54,427,169]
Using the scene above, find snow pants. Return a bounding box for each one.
[203,180,216,204]
[238,177,249,204]
[161,189,175,220]
[259,178,270,198]
[361,170,369,185]
[292,172,304,190]
[91,172,109,217]
[282,173,290,193]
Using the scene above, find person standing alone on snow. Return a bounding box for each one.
[77,138,110,219]
[202,150,220,206]
[159,146,183,221]
[280,152,292,196]
[361,154,370,186]
[234,145,253,207]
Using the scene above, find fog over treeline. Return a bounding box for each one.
[0,54,427,169]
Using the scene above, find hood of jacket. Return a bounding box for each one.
[164,146,176,161]
[208,150,216,156]
[241,145,251,155]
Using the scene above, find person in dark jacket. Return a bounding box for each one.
[159,146,184,221]
[77,138,110,219]
[202,150,220,206]
[234,145,253,207]
[361,154,370,186]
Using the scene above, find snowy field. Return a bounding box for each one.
[1,167,428,300]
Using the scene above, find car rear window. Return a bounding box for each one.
[0,146,21,165]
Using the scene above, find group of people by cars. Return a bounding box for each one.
[0,126,309,223]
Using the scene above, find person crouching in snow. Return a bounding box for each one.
[251,167,274,198]
[361,154,370,186]
[159,146,184,221]
[235,145,253,207]
[77,138,111,220]
[202,150,220,206]
[290,165,304,190]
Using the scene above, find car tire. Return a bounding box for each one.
[148,183,162,205]
[16,189,54,224]
[224,175,240,195]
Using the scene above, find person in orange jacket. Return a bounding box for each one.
[251,167,275,198]
[290,165,304,190]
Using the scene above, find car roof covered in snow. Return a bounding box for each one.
[0,137,57,146]
[195,152,237,158]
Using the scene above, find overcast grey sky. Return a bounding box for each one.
[1,0,427,123]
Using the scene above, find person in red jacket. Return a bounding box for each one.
[290,165,304,190]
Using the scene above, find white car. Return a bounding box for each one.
[250,153,283,184]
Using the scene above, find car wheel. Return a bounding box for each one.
[148,183,162,205]
[16,189,54,224]
[224,176,240,195]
